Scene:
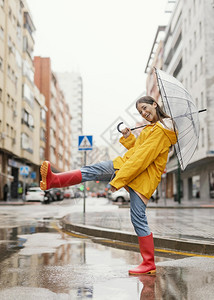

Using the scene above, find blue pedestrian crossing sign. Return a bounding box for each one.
[78,135,93,151]
[20,166,29,176]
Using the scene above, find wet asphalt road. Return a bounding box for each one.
[0,198,213,299]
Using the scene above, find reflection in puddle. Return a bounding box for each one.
[0,222,213,299]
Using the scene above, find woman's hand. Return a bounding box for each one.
[110,185,117,193]
[121,127,131,138]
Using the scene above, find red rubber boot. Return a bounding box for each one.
[129,233,156,275]
[40,161,82,191]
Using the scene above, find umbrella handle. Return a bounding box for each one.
[117,122,146,133]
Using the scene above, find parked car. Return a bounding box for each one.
[63,188,74,199]
[43,188,64,201]
[25,187,45,202]
[96,191,107,198]
[51,188,64,201]
[108,188,130,202]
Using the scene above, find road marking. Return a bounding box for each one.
[154,248,214,258]
[99,239,214,258]
[52,223,214,258]
[51,223,87,239]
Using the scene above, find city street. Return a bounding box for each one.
[0,198,213,299]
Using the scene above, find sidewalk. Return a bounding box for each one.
[60,197,214,256]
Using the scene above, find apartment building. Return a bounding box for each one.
[145,0,214,201]
[0,0,47,199]
[56,72,83,169]
[145,26,166,100]
[34,57,72,172]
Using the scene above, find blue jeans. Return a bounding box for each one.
[80,161,150,237]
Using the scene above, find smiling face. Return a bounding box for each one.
[137,101,158,123]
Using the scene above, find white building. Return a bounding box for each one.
[56,72,83,169]
[146,0,214,201]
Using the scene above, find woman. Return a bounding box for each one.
[40,96,177,275]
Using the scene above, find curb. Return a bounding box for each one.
[0,202,25,206]
[118,204,214,209]
[60,215,214,256]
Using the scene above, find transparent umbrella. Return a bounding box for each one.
[155,68,206,171]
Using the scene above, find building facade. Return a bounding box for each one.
[34,57,72,172]
[56,72,83,169]
[145,0,214,201]
[0,0,47,199]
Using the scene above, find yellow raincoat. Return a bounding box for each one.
[110,121,177,200]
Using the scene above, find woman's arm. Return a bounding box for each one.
[119,128,136,150]
[110,126,169,189]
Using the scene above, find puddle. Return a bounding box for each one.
[1,215,213,299]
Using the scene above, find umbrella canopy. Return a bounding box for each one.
[155,68,205,171]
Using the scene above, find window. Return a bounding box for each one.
[21,132,33,153]
[201,91,204,108]
[0,26,4,40]
[195,64,197,82]
[40,108,46,122]
[200,56,203,74]
[22,109,34,129]
[192,175,200,198]
[23,83,34,107]
[40,128,46,141]
[7,93,10,105]
[188,8,191,25]
[23,109,28,123]
[0,0,4,8]
[15,50,22,68]
[199,22,202,39]
[185,78,188,90]
[193,0,196,14]
[23,60,34,83]
[189,39,192,56]
[6,123,9,136]
[209,171,214,198]
[194,31,197,48]
[201,128,204,147]
[0,57,2,70]
[39,147,45,160]
[190,71,192,88]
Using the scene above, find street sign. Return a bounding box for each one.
[30,172,36,179]
[20,166,29,176]
[78,135,93,151]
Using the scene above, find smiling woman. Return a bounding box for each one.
[39,95,177,275]
[136,96,170,125]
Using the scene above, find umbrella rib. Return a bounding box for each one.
[162,95,194,104]
[159,79,191,96]
[178,124,197,139]
[179,140,197,161]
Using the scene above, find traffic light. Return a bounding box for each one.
[79,184,84,191]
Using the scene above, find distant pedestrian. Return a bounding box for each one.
[3,184,8,201]
[40,96,177,275]
[18,184,23,199]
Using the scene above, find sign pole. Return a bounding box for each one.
[83,150,86,214]
[22,175,26,202]
[78,135,93,217]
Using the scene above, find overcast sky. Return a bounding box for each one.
[27,0,171,146]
